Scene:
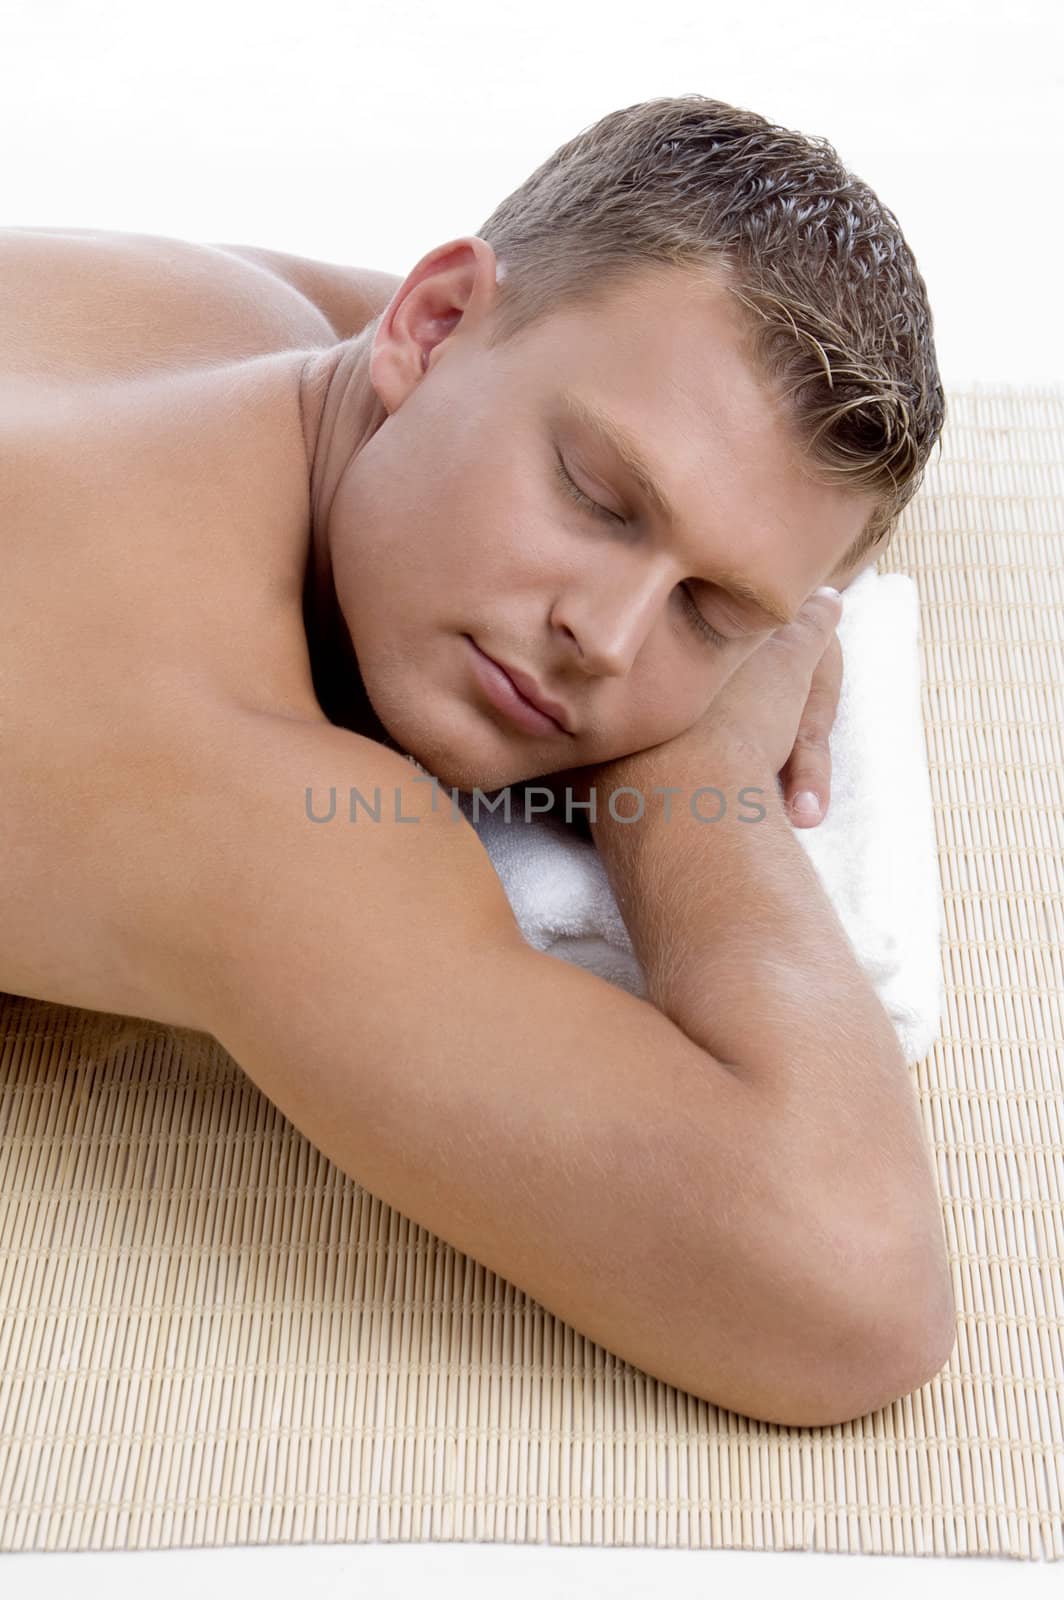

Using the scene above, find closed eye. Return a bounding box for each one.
[553,451,626,525]
[553,451,731,650]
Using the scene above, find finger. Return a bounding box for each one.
[782,633,843,826]
[771,587,842,682]
[783,740,829,825]
[787,585,843,641]
[801,626,843,710]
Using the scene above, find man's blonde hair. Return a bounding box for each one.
[476,94,946,568]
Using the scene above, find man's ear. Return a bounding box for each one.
[368,235,498,413]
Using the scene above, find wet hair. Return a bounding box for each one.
[475,94,946,567]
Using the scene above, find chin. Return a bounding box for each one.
[399,739,523,797]
[381,715,543,797]
[359,650,553,796]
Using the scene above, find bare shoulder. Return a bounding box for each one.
[0,347,310,616]
[210,238,403,340]
[186,708,528,1034]
[182,703,707,1102]
[0,225,336,378]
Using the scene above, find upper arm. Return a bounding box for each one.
[186,709,926,1424]
[210,241,403,341]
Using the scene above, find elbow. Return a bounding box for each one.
[673,1251,957,1433]
[736,1235,958,1431]
[812,1312,956,1430]
[719,1292,957,1432]
[877,1255,958,1397]
[826,1240,957,1428]
[830,1169,958,1423]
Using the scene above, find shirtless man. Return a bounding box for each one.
[0,221,954,1428]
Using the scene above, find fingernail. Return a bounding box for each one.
[816,586,841,601]
[791,790,821,820]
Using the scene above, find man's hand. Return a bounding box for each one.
[778,625,843,828]
[543,587,844,832]
[660,585,844,785]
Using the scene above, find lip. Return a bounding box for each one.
[466,638,574,736]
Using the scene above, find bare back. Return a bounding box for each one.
[0,227,371,1019]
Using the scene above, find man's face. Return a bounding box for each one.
[324,246,876,795]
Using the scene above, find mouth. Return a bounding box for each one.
[465,637,575,737]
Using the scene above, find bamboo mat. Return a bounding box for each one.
[1,382,1061,1558]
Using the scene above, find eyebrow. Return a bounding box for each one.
[560,388,796,627]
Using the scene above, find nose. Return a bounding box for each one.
[550,556,678,677]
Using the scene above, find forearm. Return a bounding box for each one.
[585,738,945,1239]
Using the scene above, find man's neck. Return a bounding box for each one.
[297,327,397,745]
[300,550,400,748]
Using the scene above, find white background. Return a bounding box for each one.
[1,0,1060,1593]
[3,0,1062,384]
